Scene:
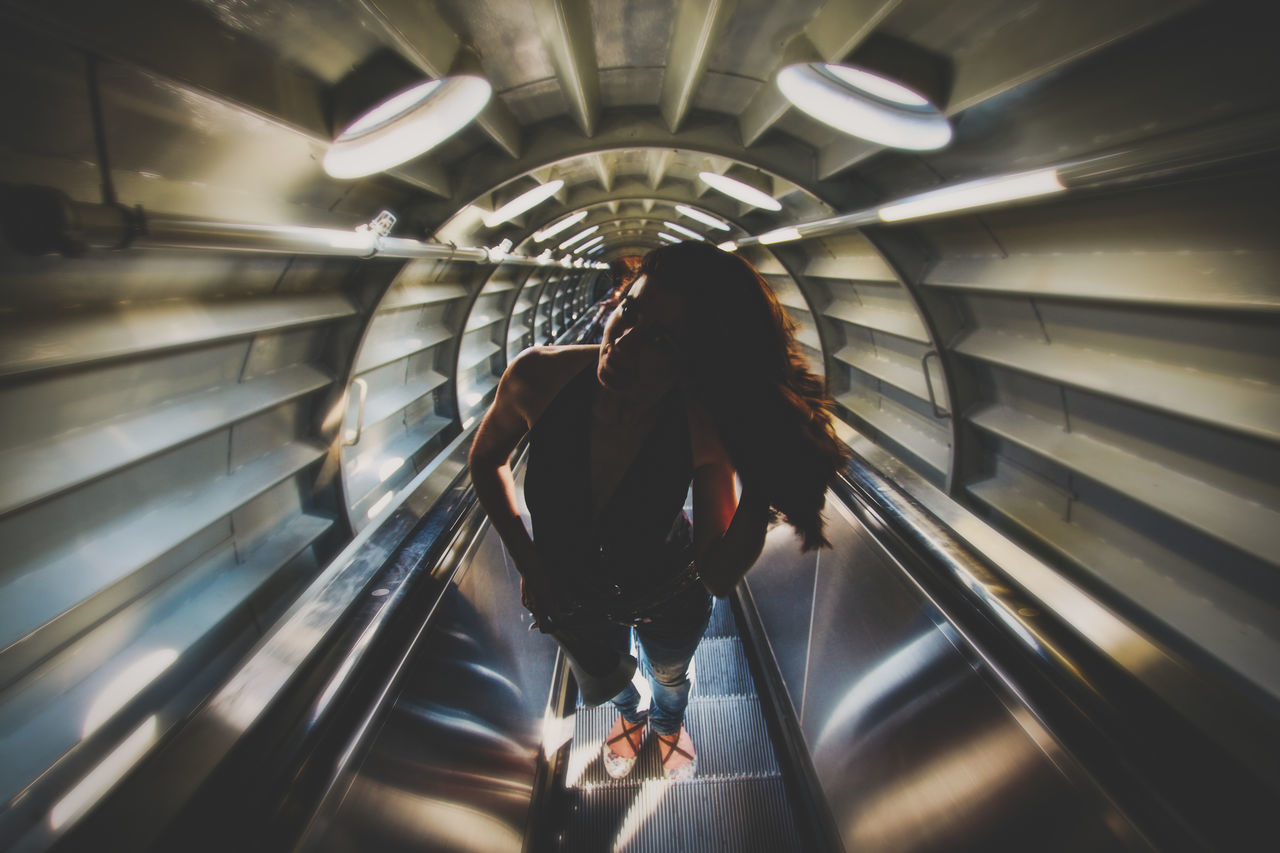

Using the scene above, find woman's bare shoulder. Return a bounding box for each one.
[504,345,599,423]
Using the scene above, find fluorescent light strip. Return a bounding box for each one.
[484,180,565,228]
[758,226,802,245]
[698,172,782,211]
[574,235,605,254]
[558,224,600,249]
[877,169,1065,222]
[726,168,1066,249]
[534,210,589,242]
[657,232,682,243]
[674,204,731,231]
[662,221,703,240]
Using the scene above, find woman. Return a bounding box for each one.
[469,241,848,780]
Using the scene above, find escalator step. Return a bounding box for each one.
[704,598,737,639]
[555,598,803,851]
[557,775,802,852]
[569,695,780,786]
[689,636,755,697]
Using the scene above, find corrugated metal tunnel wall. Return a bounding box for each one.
[1,0,1277,847]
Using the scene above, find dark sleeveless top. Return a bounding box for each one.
[525,365,694,605]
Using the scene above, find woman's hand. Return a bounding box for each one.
[517,557,562,631]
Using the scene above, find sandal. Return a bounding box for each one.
[602,714,648,779]
[656,726,697,781]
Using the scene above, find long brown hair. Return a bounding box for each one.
[639,242,849,550]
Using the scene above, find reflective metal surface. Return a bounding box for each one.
[299,491,557,852]
[747,501,1149,852]
[3,1,1280,849]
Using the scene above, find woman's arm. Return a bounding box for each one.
[692,464,771,597]
[468,351,557,619]
[686,394,771,597]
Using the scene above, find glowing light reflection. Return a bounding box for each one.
[366,491,394,519]
[674,204,731,231]
[377,457,404,483]
[758,226,802,244]
[51,717,158,830]
[534,210,589,242]
[698,172,782,211]
[877,169,1065,222]
[558,225,599,250]
[661,221,703,240]
[484,180,564,228]
[83,649,179,737]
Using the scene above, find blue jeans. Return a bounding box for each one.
[609,589,712,735]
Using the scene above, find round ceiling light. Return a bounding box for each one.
[534,210,589,242]
[776,63,951,151]
[323,76,492,179]
[698,172,782,211]
[484,180,564,227]
[674,204,731,231]
[662,221,704,240]
[558,224,599,250]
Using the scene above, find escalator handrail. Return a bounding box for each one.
[39,425,477,852]
[833,446,1280,851]
[47,297,610,851]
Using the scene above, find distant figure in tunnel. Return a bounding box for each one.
[469,241,848,781]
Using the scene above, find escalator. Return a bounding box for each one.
[288,461,818,853]
[256,459,1178,853]
[39,429,1276,853]
[548,598,800,852]
[310,592,809,853]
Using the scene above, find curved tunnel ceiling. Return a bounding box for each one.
[2,1,1280,843]
[440,147,828,258]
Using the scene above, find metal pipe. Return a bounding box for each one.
[0,186,593,269]
[732,108,1280,248]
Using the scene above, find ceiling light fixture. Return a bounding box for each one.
[698,172,782,211]
[776,63,951,151]
[534,210,589,242]
[657,232,682,244]
[674,204,731,231]
[323,76,491,179]
[877,169,1065,222]
[558,224,599,249]
[574,235,605,254]
[484,180,565,227]
[662,221,703,240]
[758,226,803,245]
[716,240,738,252]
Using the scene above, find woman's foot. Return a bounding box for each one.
[602,714,648,779]
[656,726,696,780]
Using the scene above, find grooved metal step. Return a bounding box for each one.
[556,599,804,852]
[704,599,737,639]
[557,776,799,853]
